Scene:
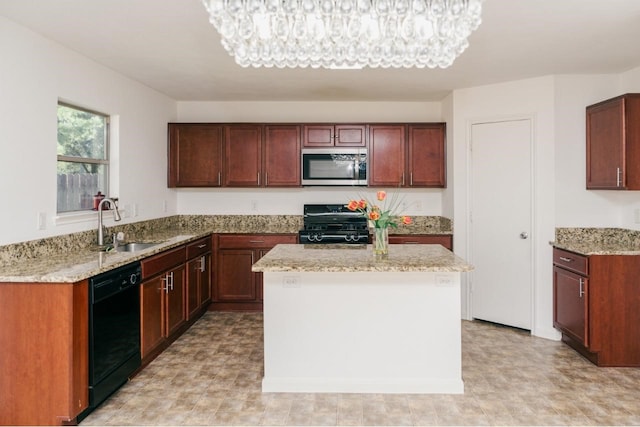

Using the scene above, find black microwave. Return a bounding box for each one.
[301,148,368,186]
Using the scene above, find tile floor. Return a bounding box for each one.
[81,312,640,426]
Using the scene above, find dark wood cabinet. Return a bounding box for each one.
[213,233,297,311]
[369,125,406,186]
[186,237,212,320]
[586,93,640,189]
[303,124,367,147]
[408,124,446,187]
[224,124,263,186]
[168,124,223,187]
[389,234,453,250]
[264,125,301,186]
[140,246,187,361]
[553,247,640,366]
[369,124,446,188]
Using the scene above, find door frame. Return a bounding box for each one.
[465,114,537,332]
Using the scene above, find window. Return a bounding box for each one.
[57,103,109,213]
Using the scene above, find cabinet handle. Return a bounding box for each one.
[559,257,573,262]
[579,278,585,297]
[161,274,170,293]
[197,244,207,248]
[617,167,622,187]
[249,240,265,243]
[404,241,419,244]
[401,173,405,186]
[200,255,206,272]
[265,172,268,186]
[169,271,174,291]
[410,172,413,186]
[218,172,221,186]
[257,172,260,186]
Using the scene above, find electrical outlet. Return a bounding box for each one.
[251,200,258,211]
[37,212,46,230]
[415,201,423,212]
[282,276,300,288]
[162,200,168,213]
[132,203,138,217]
[123,204,131,218]
[635,208,640,224]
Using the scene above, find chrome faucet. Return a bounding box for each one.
[97,197,121,246]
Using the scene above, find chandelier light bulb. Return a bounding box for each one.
[202,0,483,69]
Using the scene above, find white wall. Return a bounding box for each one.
[451,76,558,339]
[0,17,177,245]
[175,101,444,216]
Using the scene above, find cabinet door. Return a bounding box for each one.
[140,276,165,359]
[586,98,624,189]
[303,125,334,147]
[186,258,201,320]
[256,249,271,301]
[168,124,223,187]
[165,264,186,338]
[553,266,588,346]
[264,125,301,187]
[224,125,262,186]
[369,125,406,186]
[199,253,212,307]
[335,124,367,147]
[215,249,257,301]
[408,124,446,187]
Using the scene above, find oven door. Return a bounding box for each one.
[301,148,367,186]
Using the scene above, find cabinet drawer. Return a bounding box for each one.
[186,236,211,259]
[553,248,588,276]
[141,246,186,279]
[217,234,297,249]
[389,234,452,250]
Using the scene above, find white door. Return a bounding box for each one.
[470,119,532,330]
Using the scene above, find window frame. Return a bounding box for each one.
[56,101,111,213]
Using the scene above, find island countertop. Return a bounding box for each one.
[252,244,473,273]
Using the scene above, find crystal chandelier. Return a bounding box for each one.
[202,0,483,69]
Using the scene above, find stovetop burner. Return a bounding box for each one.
[300,204,369,244]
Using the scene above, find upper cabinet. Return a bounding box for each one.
[169,124,301,188]
[586,93,640,190]
[303,124,367,147]
[168,124,223,187]
[369,123,446,188]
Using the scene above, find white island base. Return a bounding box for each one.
[262,270,463,394]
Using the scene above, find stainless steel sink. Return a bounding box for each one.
[116,242,159,252]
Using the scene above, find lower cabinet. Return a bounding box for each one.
[213,233,297,311]
[186,236,212,320]
[140,246,187,360]
[389,234,453,251]
[139,235,214,364]
[553,247,640,366]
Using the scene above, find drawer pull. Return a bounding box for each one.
[249,240,265,243]
[559,256,573,262]
[579,278,585,297]
[197,244,207,248]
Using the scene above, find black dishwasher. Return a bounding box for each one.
[80,261,142,420]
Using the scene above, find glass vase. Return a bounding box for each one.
[372,227,389,259]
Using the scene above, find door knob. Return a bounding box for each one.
[520,232,529,239]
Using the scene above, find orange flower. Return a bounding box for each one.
[402,216,412,225]
[357,199,367,210]
[376,190,386,201]
[347,200,359,211]
[369,211,381,221]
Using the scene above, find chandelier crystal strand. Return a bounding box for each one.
[202,0,483,69]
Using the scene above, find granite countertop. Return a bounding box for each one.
[252,244,473,273]
[0,231,209,283]
[0,214,454,283]
[552,227,640,256]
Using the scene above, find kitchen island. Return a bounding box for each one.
[252,243,473,394]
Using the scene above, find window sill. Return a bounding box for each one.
[54,209,126,226]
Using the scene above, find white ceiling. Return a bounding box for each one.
[1,0,640,102]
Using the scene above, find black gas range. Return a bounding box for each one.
[299,204,369,244]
